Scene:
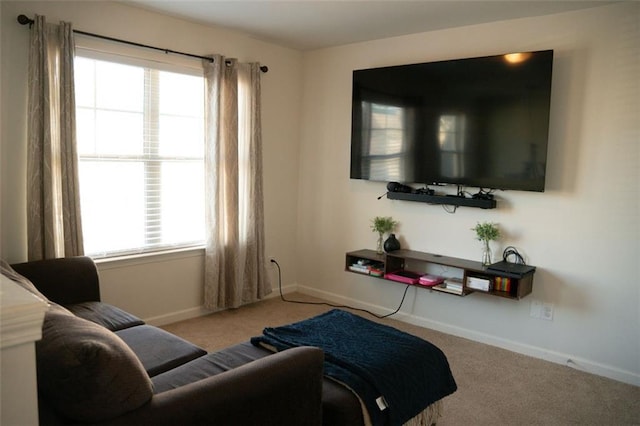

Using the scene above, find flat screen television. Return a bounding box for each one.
[350,50,554,192]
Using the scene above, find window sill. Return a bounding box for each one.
[93,246,205,270]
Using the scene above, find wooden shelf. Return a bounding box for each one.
[345,249,535,300]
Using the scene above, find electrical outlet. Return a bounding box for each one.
[541,302,554,321]
[530,300,554,320]
[530,299,542,318]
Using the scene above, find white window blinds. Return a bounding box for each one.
[74,50,205,258]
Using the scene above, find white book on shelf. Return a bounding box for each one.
[434,283,463,295]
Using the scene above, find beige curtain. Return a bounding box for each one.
[203,55,270,309]
[27,15,83,261]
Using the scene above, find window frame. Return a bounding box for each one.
[74,47,206,259]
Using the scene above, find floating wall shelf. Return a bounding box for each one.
[387,192,497,209]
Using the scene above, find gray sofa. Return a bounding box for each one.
[4,256,326,425]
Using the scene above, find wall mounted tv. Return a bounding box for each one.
[350,50,554,192]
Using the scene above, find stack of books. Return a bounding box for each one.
[434,277,464,295]
[348,259,384,277]
[494,276,512,292]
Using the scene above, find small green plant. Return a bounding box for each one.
[472,222,500,242]
[371,216,398,254]
[472,222,500,265]
[371,216,398,235]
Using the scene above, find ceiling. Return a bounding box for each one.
[126,1,614,51]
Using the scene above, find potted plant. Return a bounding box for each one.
[371,216,398,254]
[472,222,500,265]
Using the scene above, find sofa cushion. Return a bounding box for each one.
[116,325,207,377]
[67,301,145,331]
[36,308,153,423]
[152,341,364,425]
[152,341,270,393]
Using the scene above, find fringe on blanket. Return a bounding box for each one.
[403,400,443,426]
[360,398,443,426]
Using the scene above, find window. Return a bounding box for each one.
[362,102,407,181]
[438,114,467,179]
[74,52,205,258]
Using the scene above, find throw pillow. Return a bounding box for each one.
[36,309,153,422]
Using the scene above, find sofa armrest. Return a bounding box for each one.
[101,346,324,426]
[11,256,101,305]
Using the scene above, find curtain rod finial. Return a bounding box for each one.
[17,14,34,26]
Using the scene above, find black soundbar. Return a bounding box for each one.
[388,192,497,209]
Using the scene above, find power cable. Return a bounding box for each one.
[271,259,410,319]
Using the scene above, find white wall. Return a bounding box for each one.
[296,2,639,385]
[0,1,303,319]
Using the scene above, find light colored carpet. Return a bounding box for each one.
[162,293,640,425]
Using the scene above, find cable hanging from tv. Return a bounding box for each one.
[16,14,268,73]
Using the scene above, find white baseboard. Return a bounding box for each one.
[297,285,640,387]
[144,283,298,327]
[142,283,638,386]
[266,282,298,298]
[145,306,212,327]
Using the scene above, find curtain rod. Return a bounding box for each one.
[17,14,268,73]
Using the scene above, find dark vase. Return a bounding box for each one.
[384,234,401,252]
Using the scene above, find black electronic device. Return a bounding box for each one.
[387,181,413,193]
[377,181,415,200]
[487,261,536,278]
[350,50,554,192]
[415,187,435,195]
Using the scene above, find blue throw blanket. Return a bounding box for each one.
[251,309,457,426]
